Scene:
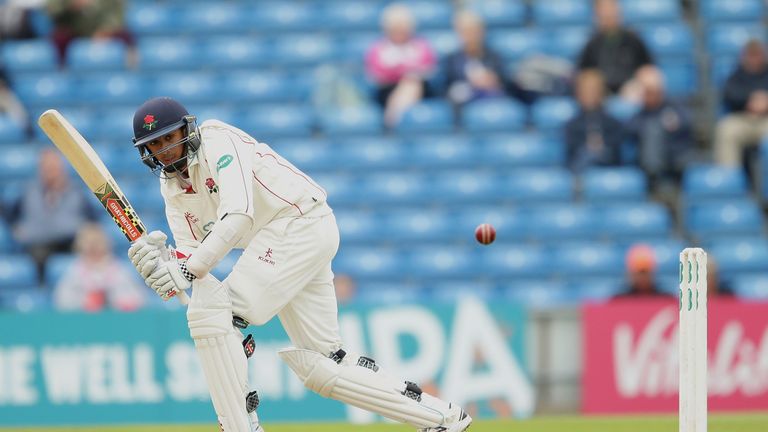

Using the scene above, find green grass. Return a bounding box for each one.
[8,414,768,432]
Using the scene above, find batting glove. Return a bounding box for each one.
[128,230,167,278]
[146,249,195,301]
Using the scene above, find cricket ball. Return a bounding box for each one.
[475,223,496,245]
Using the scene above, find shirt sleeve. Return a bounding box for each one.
[201,128,255,222]
[163,190,199,257]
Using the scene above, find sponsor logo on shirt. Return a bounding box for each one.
[258,248,275,266]
[216,154,233,172]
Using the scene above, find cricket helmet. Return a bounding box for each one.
[132,97,201,173]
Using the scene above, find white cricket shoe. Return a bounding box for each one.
[419,404,472,432]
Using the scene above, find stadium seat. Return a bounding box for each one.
[683,165,748,200]
[701,0,764,23]
[505,168,574,202]
[0,286,50,312]
[126,4,177,35]
[600,203,673,239]
[45,253,76,289]
[711,55,738,86]
[531,97,577,130]
[15,74,76,107]
[686,200,764,238]
[554,243,624,278]
[333,247,402,280]
[731,274,768,299]
[211,251,242,280]
[640,24,694,57]
[463,98,527,132]
[621,0,681,24]
[454,205,524,242]
[1,40,56,72]
[422,30,460,57]
[356,282,428,304]
[489,29,542,61]
[407,0,452,29]
[410,135,478,169]
[201,37,269,68]
[272,35,336,66]
[466,0,526,27]
[525,204,597,240]
[395,101,454,134]
[431,170,504,204]
[407,247,477,279]
[430,281,497,302]
[340,32,381,60]
[0,255,37,288]
[311,173,360,208]
[544,26,591,59]
[532,0,591,25]
[582,167,648,201]
[239,104,315,138]
[138,37,199,70]
[639,238,687,274]
[221,72,302,103]
[708,238,768,274]
[78,73,147,105]
[605,97,641,122]
[67,39,126,71]
[318,1,382,30]
[570,277,625,302]
[483,244,549,278]
[659,61,698,97]
[336,138,406,171]
[481,133,564,167]
[0,116,25,145]
[336,211,381,244]
[179,4,250,34]
[272,138,334,173]
[253,2,318,32]
[359,172,431,206]
[501,280,574,307]
[0,220,15,253]
[320,105,383,136]
[706,24,766,55]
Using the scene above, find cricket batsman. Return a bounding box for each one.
[126,97,473,432]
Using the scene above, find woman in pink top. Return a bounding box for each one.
[365,3,437,126]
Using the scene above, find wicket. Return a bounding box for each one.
[679,248,708,432]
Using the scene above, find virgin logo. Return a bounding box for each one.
[613,308,768,398]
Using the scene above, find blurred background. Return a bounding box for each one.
[0,0,767,428]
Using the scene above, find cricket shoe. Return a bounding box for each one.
[419,404,472,432]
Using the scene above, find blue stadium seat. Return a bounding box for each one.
[408,247,477,279]
[221,72,300,103]
[0,255,37,288]
[153,73,218,104]
[38,108,99,142]
[336,211,381,244]
[79,73,146,105]
[532,0,591,25]
[431,171,504,204]
[356,282,428,304]
[640,238,686,274]
[582,167,648,201]
[526,204,597,240]
[395,101,454,134]
[272,138,334,173]
[686,200,764,238]
[605,97,641,122]
[659,61,697,97]
[200,37,268,68]
[708,238,768,274]
[239,105,315,138]
[640,24,694,57]
[544,26,591,59]
[272,35,336,66]
[15,74,76,107]
[505,168,574,202]
[481,133,564,167]
[554,243,624,278]
[340,32,381,60]
[430,281,497,302]
[570,278,625,302]
[320,105,383,136]
[711,55,738,86]
[311,173,360,207]
[422,30,460,57]
[179,4,250,34]
[253,2,318,31]
[483,244,549,278]
[701,0,764,23]
[359,172,431,205]
[407,0,452,29]
[683,165,748,200]
[187,105,239,126]
[334,247,402,280]
[138,37,199,70]
[0,116,25,145]
[116,179,164,215]
[706,24,765,55]
[0,219,15,253]
[731,274,768,299]
[410,135,478,169]
[336,138,406,170]
[211,251,242,280]
[454,205,525,242]
[92,140,144,176]
[501,280,573,307]
[463,98,527,132]
[467,0,526,27]
[127,4,177,35]
[319,1,382,30]
[531,97,577,130]
[45,253,76,289]
[0,287,50,311]
[489,29,542,61]
[1,40,56,72]
[67,39,126,71]
[621,0,681,24]
[601,203,673,239]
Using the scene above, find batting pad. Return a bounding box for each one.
[279,348,451,429]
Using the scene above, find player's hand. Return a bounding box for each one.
[146,251,195,301]
[128,230,167,278]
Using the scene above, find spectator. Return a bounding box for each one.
[577,0,653,94]
[707,257,735,298]
[46,0,137,68]
[0,63,30,135]
[0,1,38,39]
[626,65,693,191]
[6,148,98,282]
[614,244,671,298]
[53,223,146,311]
[365,3,437,127]
[333,273,357,305]
[564,69,624,172]
[713,39,768,168]
[442,10,529,108]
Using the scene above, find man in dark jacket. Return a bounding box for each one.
[565,69,624,172]
[714,39,768,167]
[577,0,653,94]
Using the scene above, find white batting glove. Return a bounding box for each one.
[146,249,195,301]
[128,231,168,278]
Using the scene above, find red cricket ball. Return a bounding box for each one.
[475,223,496,245]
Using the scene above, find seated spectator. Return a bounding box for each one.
[46,0,137,68]
[7,148,98,282]
[443,10,529,108]
[713,39,768,168]
[334,273,357,306]
[0,1,38,39]
[53,224,146,311]
[626,66,692,191]
[365,3,436,127]
[614,244,671,298]
[564,69,624,173]
[577,0,653,94]
[0,63,30,135]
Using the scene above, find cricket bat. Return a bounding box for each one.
[37,109,189,305]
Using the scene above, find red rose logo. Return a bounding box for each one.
[205,178,218,194]
[143,114,158,131]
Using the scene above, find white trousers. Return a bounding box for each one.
[225,210,342,354]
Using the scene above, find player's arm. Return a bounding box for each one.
[183,129,255,279]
